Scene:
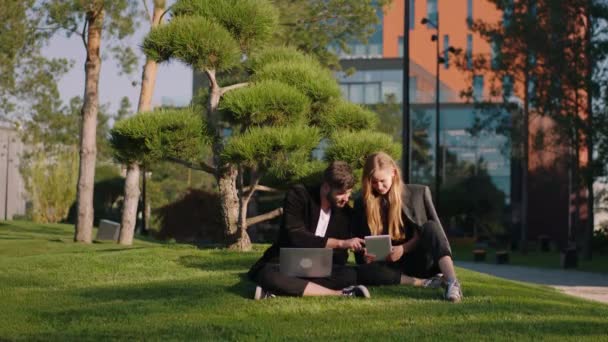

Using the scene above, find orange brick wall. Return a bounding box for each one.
[383,0,501,100]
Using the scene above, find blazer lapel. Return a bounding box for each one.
[401,184,418,225]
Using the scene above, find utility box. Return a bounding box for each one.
[96,219,121,241]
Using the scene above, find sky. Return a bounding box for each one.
[43,1,191,115]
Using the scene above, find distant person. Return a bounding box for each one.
[248,161,369,299]
[352,152,463,302]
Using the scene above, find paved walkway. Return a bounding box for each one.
[456,261,608,304]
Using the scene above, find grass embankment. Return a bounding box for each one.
[450,238,608,274]
[1,221,607,341]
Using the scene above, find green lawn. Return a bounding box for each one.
[450,238,608,274]
[1,221,607,341]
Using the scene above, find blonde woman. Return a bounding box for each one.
[352,152,463,302]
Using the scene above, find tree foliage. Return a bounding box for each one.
[110,108,211,166]
[112,0,400,250]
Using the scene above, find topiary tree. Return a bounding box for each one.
[111,0,400,250]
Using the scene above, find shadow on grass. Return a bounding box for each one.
[0,222,68,237]
[177,254,259,272]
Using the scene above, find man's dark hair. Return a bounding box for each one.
[323,161,355,191]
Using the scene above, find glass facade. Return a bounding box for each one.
[338,69,405,103]
[333,5,383,59]
[410,105,512,206]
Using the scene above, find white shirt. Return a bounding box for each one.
[314,208,332,237]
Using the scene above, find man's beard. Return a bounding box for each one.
[327,192,347,208]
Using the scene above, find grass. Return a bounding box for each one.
[1,220,607,341]
[450,238,608,274]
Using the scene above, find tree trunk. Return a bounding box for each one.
[520,68,530,253]
[119,163,141,245]
[217,164,242,247]
[205,69,249,250]
[118,0,165,245]
[74,8,104,243]
[583,3,594,260]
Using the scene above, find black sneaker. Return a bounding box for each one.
[444,279,463,303]
[422,273,446,289]
[254,286,276,300]
[342,285,371,298]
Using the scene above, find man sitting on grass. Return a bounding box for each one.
[248,161,370,299]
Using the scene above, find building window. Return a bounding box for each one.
[410,0,415,30]
[398,36,404,57]
[467,0,473,27]
[443,35,450,69]
[528,52,536,66]
[369,44,382,58]
[528,76,536,108]
[427,0,437,27]
[350,84,364,103]
[409,77,417,102]
[466,34,473,69]
[341,82,382,104]
[503,0,513,27]
[340,84,348,99]
[502,75,513,99]
[365,83,381,104]
[473,75,484,101]
[491,37,500,70]
[530,0,537,17]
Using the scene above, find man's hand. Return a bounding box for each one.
[386,244,404,262]
[341,237,365,251]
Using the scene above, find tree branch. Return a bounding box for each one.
[166,157,216,174]
[142,0,152,23]
[80,17,88,50]
[220,82,249,96]
[244,173,261,204]
[243,184,281,193]
[246,208,283,227]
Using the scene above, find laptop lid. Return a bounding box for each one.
[280,248,333,278]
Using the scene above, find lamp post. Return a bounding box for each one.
[421,15,459,212]
[402,0,411,183]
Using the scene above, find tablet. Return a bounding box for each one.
[364,235,392,260]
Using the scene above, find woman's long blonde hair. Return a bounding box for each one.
[362,152,405,240]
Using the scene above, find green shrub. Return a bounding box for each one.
[315,99,379,133]
[253,60,341,104]
[171,0,278,52]
[324,130,401,169]
[143,16,241,71]
[220,80,310,126]
[110,108,211,166]
[222,125,321,177]
[21,148,79,223]
[247,46,319,73]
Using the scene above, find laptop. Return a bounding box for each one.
[280,248,333,278]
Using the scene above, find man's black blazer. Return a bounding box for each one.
[248,184,352,278]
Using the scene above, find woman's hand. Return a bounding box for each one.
[386,244,404,262]
[363,248,376,264]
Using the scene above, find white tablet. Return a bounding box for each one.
[364,235,392,261]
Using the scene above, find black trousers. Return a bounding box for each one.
[357,221,452,286]
[250,263,358,296]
